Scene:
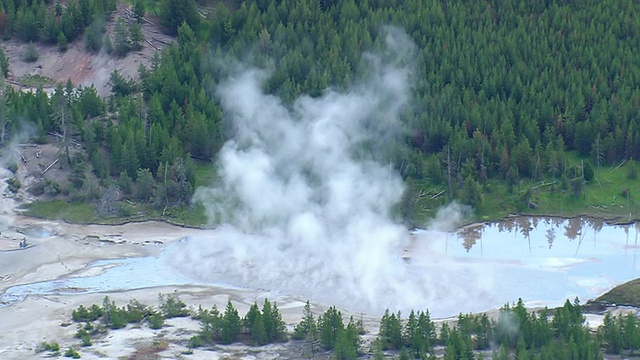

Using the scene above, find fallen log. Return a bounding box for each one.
[430,189,446,199]
[43,158,58,174]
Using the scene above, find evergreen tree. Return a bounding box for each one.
[113,18,130,56]
[334,328,358,360]
[0,47,9,77]
[133,0,145,22]
[159,0,198,35]
[320,306,344,350]
[220,300,241,344]
[244,303,267,345]
[199,305,222,344]
[293,301,319,355]
[129,22,144,51]
[378,309,403,350]
[135,168,156,201]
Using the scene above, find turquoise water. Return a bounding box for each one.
[1,217,639,317]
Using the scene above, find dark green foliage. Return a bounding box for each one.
[117,171,133,195]
[102,296,127,329]
[2,0,116,45]
[0,47,8,77]
[378,309,436,358]
[91,149,108,179]
[129,22,143,51]
[85,18,105,53]
[148,312,164,329]
[77,85,104,119]
[292,300,316,340]
[135,168,156,201]
[188,335,203,348]
[459,176,482,209]
[158,293,189,318]
[197,304,222,343]
[5,0,640,220]
[599,311,640,355]
[398,347,409,360]
[261,299,286,343]
[72,304,103,323]
[6,177,20,193]
[71,296,155,341]
[378,309,402,350]
[113,18,130,56]
[62,295,630,359]
[197,0,640,218]
[64,347,80,358]
[103,34,113,54]
[220,300,241,344]
[293,301,320,356]
[75,327,92,347]
[39,341,60,352]
[159,0,199,35]
[315,307,360,357]
[244,303,267,345]
[379,297,607,359]
[319,306,344,350]
[133,0,145,22]
[70,161,86,189]
[23,42,38,62]
[109,70,137,96]
[57,31,68,52]
[334,327,358,360]
[125,299,152,323]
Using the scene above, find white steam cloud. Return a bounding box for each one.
[167,30,490,316]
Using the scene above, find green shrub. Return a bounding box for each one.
[75,328,92,346]
[38,341,60,353]
[75,328,88,339]
[125,299,151,323]
[188,335,203,348]
[57,32,68,52]
[148,313,164,329]
[64,346,81,358]
[80,334,92,347]
[159,293,189,318]
[107,307,127,329]
[24,42,39,62]
[7,177,20,193]
[72,305,103,322]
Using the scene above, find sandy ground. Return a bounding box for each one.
[0,215,340,359]
[0,194,381,359]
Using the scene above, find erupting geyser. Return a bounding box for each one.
[166,29,499,316]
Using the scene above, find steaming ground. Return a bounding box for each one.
[165,31,498,316]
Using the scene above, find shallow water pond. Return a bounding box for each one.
[2,216,639,318]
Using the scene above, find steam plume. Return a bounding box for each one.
[167,30,486,315]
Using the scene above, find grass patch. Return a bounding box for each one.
[193,160,217,189]
[160,202,208,227]
[24,200,99,223]
[22,154,640,227]
[18,74,54,88]
[407,154,640,226]
[23,198,209,227]
[593,279,640,307]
